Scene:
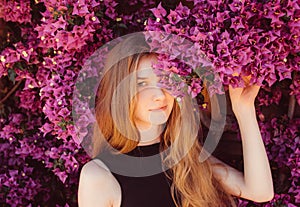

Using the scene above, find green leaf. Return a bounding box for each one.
[13,62,24,70]
[67,18,74,25]
[172,73,182,82]
[53,158,65,171]
[7,69,16,84]
[57,121,66,131]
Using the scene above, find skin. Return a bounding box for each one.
[209,84,274,202]
[133,55,174,146]
[78,56,274,207]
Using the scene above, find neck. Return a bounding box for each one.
[137,124,164,146]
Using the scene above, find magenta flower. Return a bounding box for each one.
[188,79,202,98]
[72,1,89,16]
[167,10,183,24]
[150,2,167,20]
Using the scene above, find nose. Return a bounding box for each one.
[152,87,166,101]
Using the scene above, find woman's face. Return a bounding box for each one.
[133,55,174,130]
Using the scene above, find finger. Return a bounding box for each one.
[248,84,261,97]
[228,84,243,97]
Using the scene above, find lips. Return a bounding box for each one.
[150,105,167,111]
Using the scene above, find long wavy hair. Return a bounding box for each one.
[92,34,237,207]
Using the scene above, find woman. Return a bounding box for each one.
[78,35,274,207]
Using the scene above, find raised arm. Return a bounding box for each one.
[209,84,274,202]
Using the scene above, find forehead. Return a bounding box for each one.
[136,55,158,77]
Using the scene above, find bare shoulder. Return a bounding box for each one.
[78,159,121,207]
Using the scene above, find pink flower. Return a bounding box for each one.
[0,1,31,23]
[167,10,183,24]
[188,79,202,98]
[1,48,20,64]
[150,2,167,20]
[52,16,67,30]
[72,1,89,16]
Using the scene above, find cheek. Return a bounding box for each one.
[136,91,151,105]
[134,93,149,114]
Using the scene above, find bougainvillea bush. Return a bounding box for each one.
[0,0,299,206]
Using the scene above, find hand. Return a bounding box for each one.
[228,84,260,114]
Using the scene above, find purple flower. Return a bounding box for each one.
[167,10,183,24]
[228,0,243,13]
[176,2,190,18]
[72,1,89,16]
[216,40,230,57]
[40,122,54,137]
[230,16,245,30]
[150,2,167,20]
[52,16,67,30]
[1,48,20,64]
[16,90,42,113]
[276,63,292,81]
[58,107,71,119]
[188,79,202,98]
[0,1,31,24]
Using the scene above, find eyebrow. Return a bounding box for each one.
[136,68,153,77]
[137,77,149,80]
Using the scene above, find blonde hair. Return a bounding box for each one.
[93,35,236,207]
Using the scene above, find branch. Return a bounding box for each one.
[288,71,297,120]
[288,95,296,120]
[0,80,22,104]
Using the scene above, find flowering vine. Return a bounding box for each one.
[0,0,299,206]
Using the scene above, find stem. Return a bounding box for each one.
[288,71,297,120]
[0,80,22,104]
[288,95,296,120]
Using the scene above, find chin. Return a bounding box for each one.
[150,120,168,126]
[149,114,169,125]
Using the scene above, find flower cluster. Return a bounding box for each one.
[146,0,300,102]
[0,1,32,24]
[0,0,299,206]
[0,113,42,205]
[257,85,282,106]
[145,6,300,205]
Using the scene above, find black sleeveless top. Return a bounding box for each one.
[97,143,177,207]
